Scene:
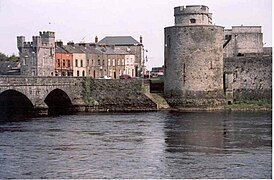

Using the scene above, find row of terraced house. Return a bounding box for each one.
[17,31,145,78]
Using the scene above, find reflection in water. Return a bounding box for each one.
[0,112,271,179]
[165,112,226,154]
[164,112,271,154]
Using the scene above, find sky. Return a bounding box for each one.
[0,0,272,69]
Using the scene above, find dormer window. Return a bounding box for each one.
[190,19,196,24]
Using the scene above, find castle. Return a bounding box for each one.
[17,31,55,76]
[164,5,272,108]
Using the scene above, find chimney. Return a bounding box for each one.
[140,35,143,44]
[95,36,98,43]
[78,43,86,47]
[67,41,74,46]
[55,41,63,47]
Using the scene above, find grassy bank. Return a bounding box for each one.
[226,99,272,111]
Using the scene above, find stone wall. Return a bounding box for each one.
[83,79,157,111]
[164,25,225,108]
[224,26,263,58]
[0,77,157,113]
[224,56,272,101]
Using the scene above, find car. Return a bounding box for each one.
[98,75,111,79]
[119,74,131,79]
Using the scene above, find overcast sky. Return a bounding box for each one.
[0,0,272,69]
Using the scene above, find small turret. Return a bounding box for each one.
[174,5,212,26]
[17,36,25,50]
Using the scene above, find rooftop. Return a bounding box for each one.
[98,36,141,45]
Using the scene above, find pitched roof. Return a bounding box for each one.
[62,45,85,53]
[55,46,68,53]
[99,47,129,55]
[77,45,103,54]
[98,36,141,45]
[0,61,20,75]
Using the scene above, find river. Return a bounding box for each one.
[0,111,271,178]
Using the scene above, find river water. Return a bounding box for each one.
[0,111,271,178]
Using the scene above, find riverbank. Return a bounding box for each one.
[224,100,272,111]
[75,99,272,113]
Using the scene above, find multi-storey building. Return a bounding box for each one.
[97,36,144,77]
[17,31,55,76]
[76,43,106,78]
[103,46,127,79]
[55,41,73,76]
[77,44,136,79]
[124,54,136,77]
[62,42,87,77]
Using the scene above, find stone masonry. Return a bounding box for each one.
[164,5,225,108]
[0,76,157,113]
[17,31,55,76]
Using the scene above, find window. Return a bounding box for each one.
[82,70,85,76]
[167,35,171,47]
[77,70,79,76]
[57,59,60,67]
[80,60,83,67]
[67,60,70,67]
[102,60,105,66]
[98,59,101,66]
[190,19,196,24]
[75,59,78,67]
[63,59,65,67]
[87,59,89,65]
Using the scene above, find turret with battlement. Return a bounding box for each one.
[164,5,225,108]
[17,31,55,76]
[174,5,212,26]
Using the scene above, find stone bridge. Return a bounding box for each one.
[0,76,86,116]
[0,76,156,119]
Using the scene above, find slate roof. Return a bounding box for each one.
[98,36,141,45]
[55,46,68,53]
[99,47,129,55]
[62,45,85,53]
[77,45,102,54]
[0,61,20,75]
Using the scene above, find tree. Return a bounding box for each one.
[0,52,19,62]
[0,52,8,61]
[8,55,19,62]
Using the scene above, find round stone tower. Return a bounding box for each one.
[174,5,212,25]
[164,5,225,108]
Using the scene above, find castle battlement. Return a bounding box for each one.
[174,5,212,26]
[174,5,209,15]
[17,31,55,76]
[231,26,261,33]
[39,31,55,38]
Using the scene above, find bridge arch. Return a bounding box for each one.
[44,88,74,115]
[0,89,34,121]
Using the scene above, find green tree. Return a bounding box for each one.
[8,55,19,62]
[0,52,8,61]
